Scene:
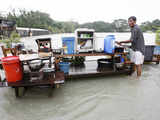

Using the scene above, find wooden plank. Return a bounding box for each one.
[65,69,132,79]
[63,60,134,79]
[0,72,65,87]
[7,80,52,87]
[55,72,65,82]
[53,52,128,57]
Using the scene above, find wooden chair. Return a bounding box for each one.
[1,46,18,57]
[36,38,52,53]
[35,38,52,67]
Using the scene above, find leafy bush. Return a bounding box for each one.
[0,31,20,48]
[62,56,85,66]
[156,30,160,45]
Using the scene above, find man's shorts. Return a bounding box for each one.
[130,50,144,65]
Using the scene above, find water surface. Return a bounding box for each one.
[0,33,160,120]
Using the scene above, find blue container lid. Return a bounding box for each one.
[59,62,70,65]
[105,35,115,38]
[62,37,75,41]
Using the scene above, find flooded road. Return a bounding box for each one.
[0,33,160,120]
[1,64,160,120]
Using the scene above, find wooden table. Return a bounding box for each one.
[19,54,51,62]
[53,52,130,72]
[52,52,135,80]
[53,52,128,57]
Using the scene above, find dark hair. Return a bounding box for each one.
[128,16,137,21]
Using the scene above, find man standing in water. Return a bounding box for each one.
[117,16,145,78]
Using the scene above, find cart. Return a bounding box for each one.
[0,54,65,97]
[53,52,135,79]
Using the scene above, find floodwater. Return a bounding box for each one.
[1,33,160,120]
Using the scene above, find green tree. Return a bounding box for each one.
[61,21,79,33]
[4,9,160,33]
[7,9,60,30]
[140,19,160,32]
[156,30,160,45]
[112,19,129,32]
[80,21,114,32]
[0,31,20,48]
[152,19,160,31]
[140,21,152,32]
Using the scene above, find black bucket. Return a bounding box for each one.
[97,59,113,69]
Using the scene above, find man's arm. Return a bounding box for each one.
[116,40,131,46]
[120,40,131,43]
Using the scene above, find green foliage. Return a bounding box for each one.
[62,56,85,66]
[3,9,130,33]
[72,56,85,66]
[2,9,160,33]
[112,19,129,32]
[156,30,160,45]
[140,21,152,32]
[10,31,20,42]
[61,21,79,33]
[80,21,115,32]
[47,26,54,33]
[140,19,160,32]
[0,31,20,48]
[79,19,129,32]
[7,9,54,29]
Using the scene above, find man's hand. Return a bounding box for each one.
[115,41,122,46]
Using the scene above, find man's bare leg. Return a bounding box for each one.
[129,64,136,77]
[136,64,142,77]
[134,64,137,72]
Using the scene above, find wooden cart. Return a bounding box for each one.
[0,71,64,97]
[0,54,65,97]
[53,52,135,79]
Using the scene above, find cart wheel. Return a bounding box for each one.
[48,86,54,97]
[15,87,19,97]
[22,87,28,96]
[56,84,60,88]
[15,87,25,98]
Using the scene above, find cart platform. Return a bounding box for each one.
[0,71,64,97]
[0,71,64,87]
[65,60,134,79]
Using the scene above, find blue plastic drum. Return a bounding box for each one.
[104,35,115,54]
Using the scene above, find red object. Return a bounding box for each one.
[1,56,23,82]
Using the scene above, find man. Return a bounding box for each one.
[116,16,145,78]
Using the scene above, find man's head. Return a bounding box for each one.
[128,16,136,27]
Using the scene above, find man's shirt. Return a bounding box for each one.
[130,24,145,55]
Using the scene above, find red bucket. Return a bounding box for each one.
[1,56,23,82]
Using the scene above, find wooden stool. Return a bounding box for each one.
[1,46,18,57]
